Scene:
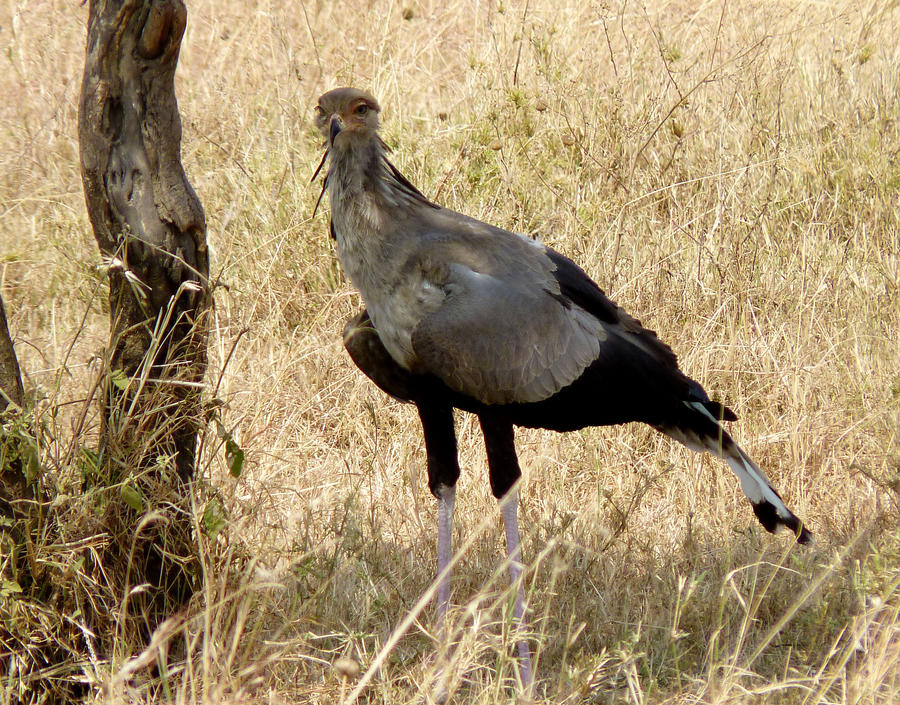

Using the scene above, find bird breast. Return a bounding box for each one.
[367,275,445,371]
[330,208,445,371]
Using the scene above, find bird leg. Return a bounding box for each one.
[416,401,460,702]
[436,482,456,623]
[479,414,534,690]
[432,484,456,705]
[500,487,534,689]
[416,400,460,620]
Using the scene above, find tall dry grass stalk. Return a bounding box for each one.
[1,0,898,703]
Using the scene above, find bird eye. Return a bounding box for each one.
[354,103,369,116]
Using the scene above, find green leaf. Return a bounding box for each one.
[120,484,144,511]
[202,496,227,542]
[225,437,244,478]
[110,367,130,391]
[213,417,243,477]
[1,580,23,598]
[24,445,41,484]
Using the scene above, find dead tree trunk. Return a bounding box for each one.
[78,0,208,633]
[0,293,24,414]
[79,0,208,478]
[1,292,28,515]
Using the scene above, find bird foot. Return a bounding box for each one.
[516,638,534,695]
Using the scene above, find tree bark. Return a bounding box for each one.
[0,293,24,413]
[77,0,209,636]
[1,291,29,516]
[79,0,208,480]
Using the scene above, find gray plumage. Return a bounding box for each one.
[315,86,810,695]
[315,85,809,540]
[316,89,645,406]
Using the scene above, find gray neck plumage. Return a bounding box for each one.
[325,133,436,225]
[322,132,437,320]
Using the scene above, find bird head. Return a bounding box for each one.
[315,87,381,149]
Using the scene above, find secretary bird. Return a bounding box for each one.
[313,86,811,689]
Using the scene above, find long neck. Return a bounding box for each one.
[325,133,433,233]
[324,133,433,313]
[326,134,384,210]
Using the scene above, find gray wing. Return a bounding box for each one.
[409,239,608,405]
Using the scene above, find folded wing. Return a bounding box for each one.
[411,257,607,404]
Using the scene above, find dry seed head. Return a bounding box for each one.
[333,657,361,680]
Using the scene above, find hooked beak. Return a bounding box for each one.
[329,116,342,146]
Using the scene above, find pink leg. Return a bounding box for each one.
[436,483,456,623]
[433,484,456,704]
[500,489,533,689]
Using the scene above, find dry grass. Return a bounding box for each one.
[2,0,900,703]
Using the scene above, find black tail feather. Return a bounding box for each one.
[701,399,737,422]
[752,500,813,544]
[661,399,812,545]
[685,379,737,422]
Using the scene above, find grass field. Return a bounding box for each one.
[2,0,899,703]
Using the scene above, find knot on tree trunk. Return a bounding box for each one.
[137,1,185,60]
